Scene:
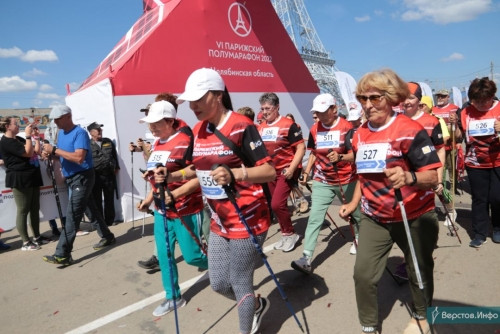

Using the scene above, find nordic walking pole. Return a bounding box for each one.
[451,123,456,223]
[143,180,147,236]
[394,189,424,290]
[164,186,208,256]
[139,168,148,237]
[130,143,135,229]
[43,140,69,246]
[329,149,357,247]
[156,178,180,334]
[213,164,304,333]
[436,194,461,243]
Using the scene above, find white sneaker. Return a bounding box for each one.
[251,296,270,334]
[273,237,286,250]
[152,297,186,317]
[444,209,457,227]
[291,256,312,274]
[21,241,40,251]
[349,243,357,255]
[282,233,300,252]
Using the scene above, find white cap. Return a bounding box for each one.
[310,93,335,113]
[347,108,362,121]
[49,105,72,119]
[177,68,225,104]
[139,101,177,123]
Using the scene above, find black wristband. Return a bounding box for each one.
[25,136,31,140]
[409,171,417,186]
[51,146,57,155]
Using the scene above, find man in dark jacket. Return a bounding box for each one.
[87,122,120,226]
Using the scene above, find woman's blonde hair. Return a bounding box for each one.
[356,68,410,106]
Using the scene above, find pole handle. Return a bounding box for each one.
[395,188,403,202]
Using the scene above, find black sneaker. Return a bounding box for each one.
[93,236,116,250]
[33,235,52,246]
[251,297,270,334]
[43,254,73,266]
[138,255,160,270]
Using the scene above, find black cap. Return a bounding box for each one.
[87,122,103,131]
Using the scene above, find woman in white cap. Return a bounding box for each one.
[136,100,208,317]
[157,68,275,334]
[292,93,361,276]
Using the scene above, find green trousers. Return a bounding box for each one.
[13,187,41,242]
[302,180,360,258]
[354,211,439,327]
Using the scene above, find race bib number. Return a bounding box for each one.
[196,170,227,200]
[261,127,279,142]
[356,143,389,173]
[316,130,340,148]
[147,151,171,170]
[468,118,495,136]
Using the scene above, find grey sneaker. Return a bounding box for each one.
[282,233,300,252]
[152,297,186,317]
[273,236,286,250]
[93,236,116,250]
[291,256,312,274]
[251,297,270,334]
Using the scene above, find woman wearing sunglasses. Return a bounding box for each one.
[339,69,441,334]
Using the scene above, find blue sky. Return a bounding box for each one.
[0,0,499,109]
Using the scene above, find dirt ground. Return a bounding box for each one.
[1,181,499,334]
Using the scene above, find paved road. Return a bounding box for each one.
[1,187,499,334]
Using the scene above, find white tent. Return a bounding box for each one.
[65,0,320,223]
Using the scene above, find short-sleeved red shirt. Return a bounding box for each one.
[148,131,203,219]
[459,101,500,168]
[411,112,444,149]
[352,114,441,223]
[192,111,272,239]
[432,103,459,151]
[259,115,304,173]
[307,117,357,185]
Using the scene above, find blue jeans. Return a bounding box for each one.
[55,169,113,257]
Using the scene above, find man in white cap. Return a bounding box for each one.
[41,105,116,266]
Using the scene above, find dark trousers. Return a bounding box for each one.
[466,166,500,241]
[55,169,113,257]
[92,171,116,225]
[354,211,439,327]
